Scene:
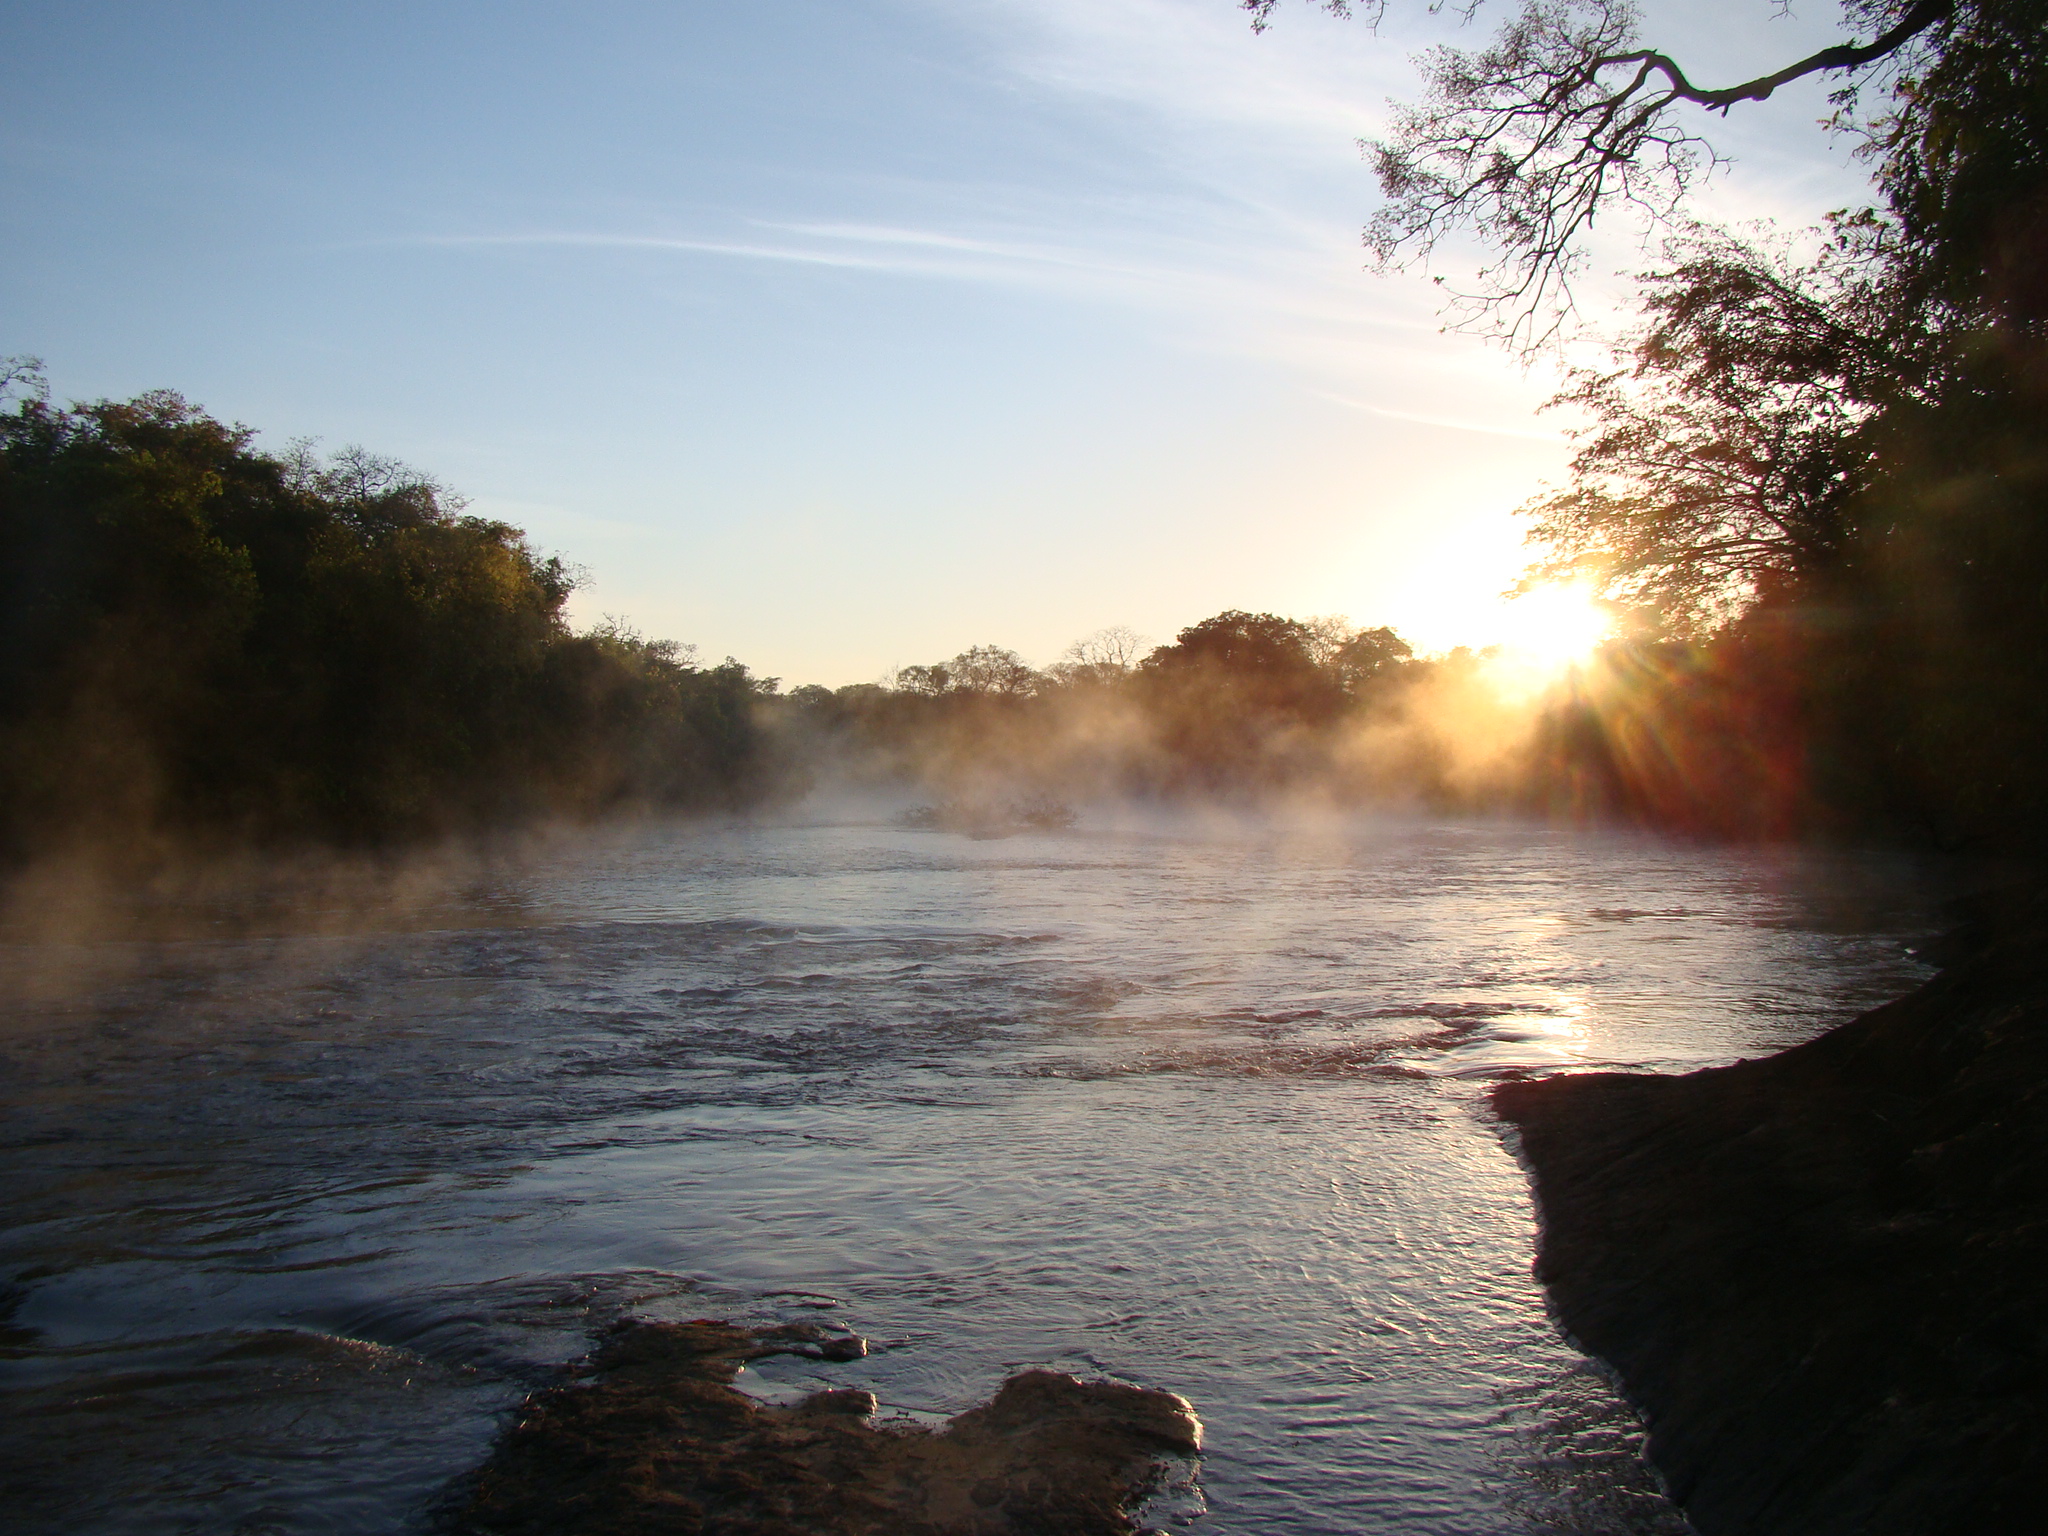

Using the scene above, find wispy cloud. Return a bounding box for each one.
[1320,393,1568,445]
[367,0,1579,456]
[936,0,1407,142]
[384,202,1552,441]
[401,229,981,275]
[384,213,1409,326]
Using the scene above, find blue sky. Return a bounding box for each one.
[2,1,1875,684]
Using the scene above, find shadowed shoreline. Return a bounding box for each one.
[1493,886,2048,1534]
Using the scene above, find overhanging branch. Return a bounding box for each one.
[1598,0,1954,111]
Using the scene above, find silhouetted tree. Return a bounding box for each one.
[945,644,1040,697]
[1329,625,1416,695]
[1058,625,1148,676]
[1518,226,1944,628]
[1137,611,1347,786]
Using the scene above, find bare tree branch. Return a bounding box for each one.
[1587,0,1950,111]
[1249,2,1956,347]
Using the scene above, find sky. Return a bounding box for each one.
[1,1,1881,685]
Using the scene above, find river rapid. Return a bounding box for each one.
[0,810,1938,1534]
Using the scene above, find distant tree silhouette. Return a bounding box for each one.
[1052,626,1149,685]
[1137,611,1347,786]
[893,663,952,696]
[1143,610,1319,678]
[945,645,1039,697]
[1329,626,1415,695]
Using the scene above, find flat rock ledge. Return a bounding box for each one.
[457,1318,1202,1536]
[1493,888,2048,1536]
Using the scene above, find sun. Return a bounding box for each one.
[1498,582,1613,676]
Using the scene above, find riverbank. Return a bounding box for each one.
[1493,885,2048,1534]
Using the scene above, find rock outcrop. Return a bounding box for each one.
[458,1318,1201,1536]
[1493,888,2048,1535]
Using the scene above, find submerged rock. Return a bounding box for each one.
[1493,886,2048,1535]
[458,1318,1200,1536]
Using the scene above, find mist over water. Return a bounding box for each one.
[0,810,1938,1534]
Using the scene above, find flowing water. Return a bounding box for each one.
[0,811,1939,1534]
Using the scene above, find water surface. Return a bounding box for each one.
[0,812,1937,1533]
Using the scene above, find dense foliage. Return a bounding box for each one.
[0,374,780,861]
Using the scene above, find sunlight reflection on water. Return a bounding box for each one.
[0,811,1938,1533]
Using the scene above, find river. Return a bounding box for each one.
[0,810,1938,1534]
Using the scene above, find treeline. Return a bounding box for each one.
[0,374,785,863]
[766,614,1465,804]
[0,361,1555,868]
[0,356,1924,866]
[18,346,2045,862]
[774,620,1829,836]
[0,368,1542,870]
